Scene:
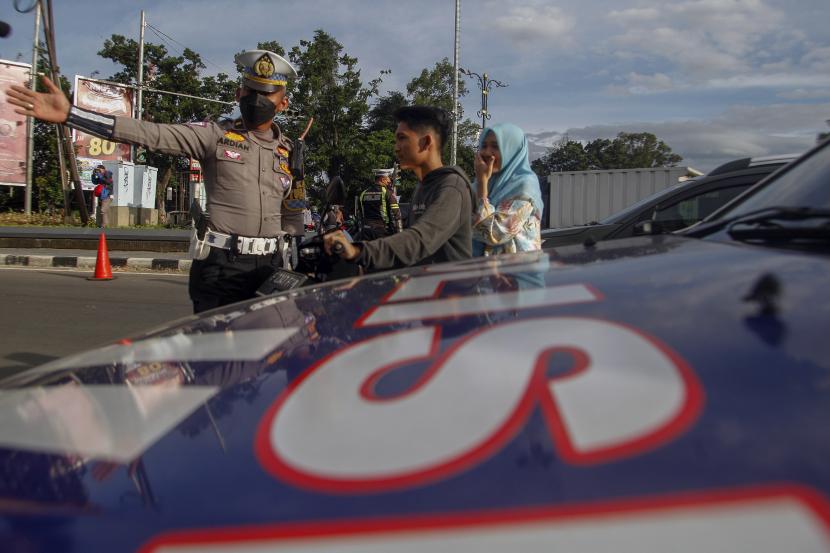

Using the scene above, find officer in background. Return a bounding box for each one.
[7,49,300,313]
[281,117,313,268]
[281,177,309,268]
[358,168,403,239]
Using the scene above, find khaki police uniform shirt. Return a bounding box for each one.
[113,117,293,238]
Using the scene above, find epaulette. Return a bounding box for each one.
[272,123,293,149]
[218,118,245,131]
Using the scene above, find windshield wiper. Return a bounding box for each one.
[726,207,830,243]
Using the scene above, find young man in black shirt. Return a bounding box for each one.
[323,106,473,269]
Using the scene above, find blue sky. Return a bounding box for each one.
[2,0,829,172]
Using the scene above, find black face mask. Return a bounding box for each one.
[239,92,277,127]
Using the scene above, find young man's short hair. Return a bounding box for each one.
[393,105,450,150]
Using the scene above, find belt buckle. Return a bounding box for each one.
[236,236,248,254]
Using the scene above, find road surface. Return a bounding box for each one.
[0,266,192,378]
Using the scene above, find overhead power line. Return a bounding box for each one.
[144,22,233,76]
[78,75,234,106]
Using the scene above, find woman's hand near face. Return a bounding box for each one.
[474,151,495,199]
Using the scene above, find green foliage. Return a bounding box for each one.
[283,30,387,204]
[25,46,72,214]
[99,35,237,124]
[532,132,683,176]
[367,91,407,132]
[98,35,238,214]
[531,139,591,174]
[405,58,478,179]
[406,57,468,112]
[83,30,487,215]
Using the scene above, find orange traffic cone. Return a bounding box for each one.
[88,232,114,281]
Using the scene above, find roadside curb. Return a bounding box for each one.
[2,254,191,273]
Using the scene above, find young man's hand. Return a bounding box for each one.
[322,230,361,261]
[6,75,71,123]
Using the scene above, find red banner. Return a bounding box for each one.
[73,76,133,162]
[0,60,31,187]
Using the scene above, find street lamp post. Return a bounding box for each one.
[459,68,508,133]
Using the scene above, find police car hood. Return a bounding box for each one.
[2,235,830,552]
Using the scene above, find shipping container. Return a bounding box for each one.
[543,166,702,228]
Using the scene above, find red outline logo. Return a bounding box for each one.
[255,317,703,493]
[139,485,830,553]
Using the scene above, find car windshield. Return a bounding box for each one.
[600,181,690,224]
[714,140,830,219]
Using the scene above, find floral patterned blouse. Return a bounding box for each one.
[472,196,542,255]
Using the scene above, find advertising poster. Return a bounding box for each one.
[73,76,133,164]
[0,60,32,187]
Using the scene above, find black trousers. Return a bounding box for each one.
[360,220,392,240]
[188,247,282,314]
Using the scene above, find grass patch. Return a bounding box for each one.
[0,211,168,229]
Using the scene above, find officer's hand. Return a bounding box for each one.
[323,230,360,260]
[7,75,71,123]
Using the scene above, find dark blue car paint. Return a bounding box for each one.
[0,233,828,551]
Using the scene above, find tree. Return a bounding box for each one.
[405,58,478,183]
[367,91,407,133]
[406,58,468,112]
[531,138,591,174]
[533,132,682,176]
[98,35,238,221]
[284,29,386,205]
[599,132,682,169]
[25,45,73,216]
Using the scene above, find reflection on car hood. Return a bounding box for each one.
[541,222,620,248]
[1,235,830,552]
[541,222,617,238]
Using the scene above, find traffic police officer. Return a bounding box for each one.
[8,49,301,313]
[358,168,403,239]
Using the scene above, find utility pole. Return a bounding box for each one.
[459,68,508,133]
[24,0,41,216]
[40,0,89,223]
[134,10,145,163]
[451,0,460,166]
[137,10,145,121]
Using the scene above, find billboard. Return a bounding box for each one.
[73,76,133,164]
[0,60,32,187]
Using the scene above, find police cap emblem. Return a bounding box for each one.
[235,49,299,93]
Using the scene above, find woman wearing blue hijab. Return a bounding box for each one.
[472,123,544,256]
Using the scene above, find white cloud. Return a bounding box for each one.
[534,103,830,171]
[607,7,660,22]
[778,89,830,100]
[606,72,675,95]
[492,4,575,45]
[802,46,830,73]
[706,73,830,90]
[605,0,793,82]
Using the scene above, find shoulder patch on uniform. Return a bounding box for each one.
[279,162,290,174]
[277,146,289,157]
[224,131,246,142]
